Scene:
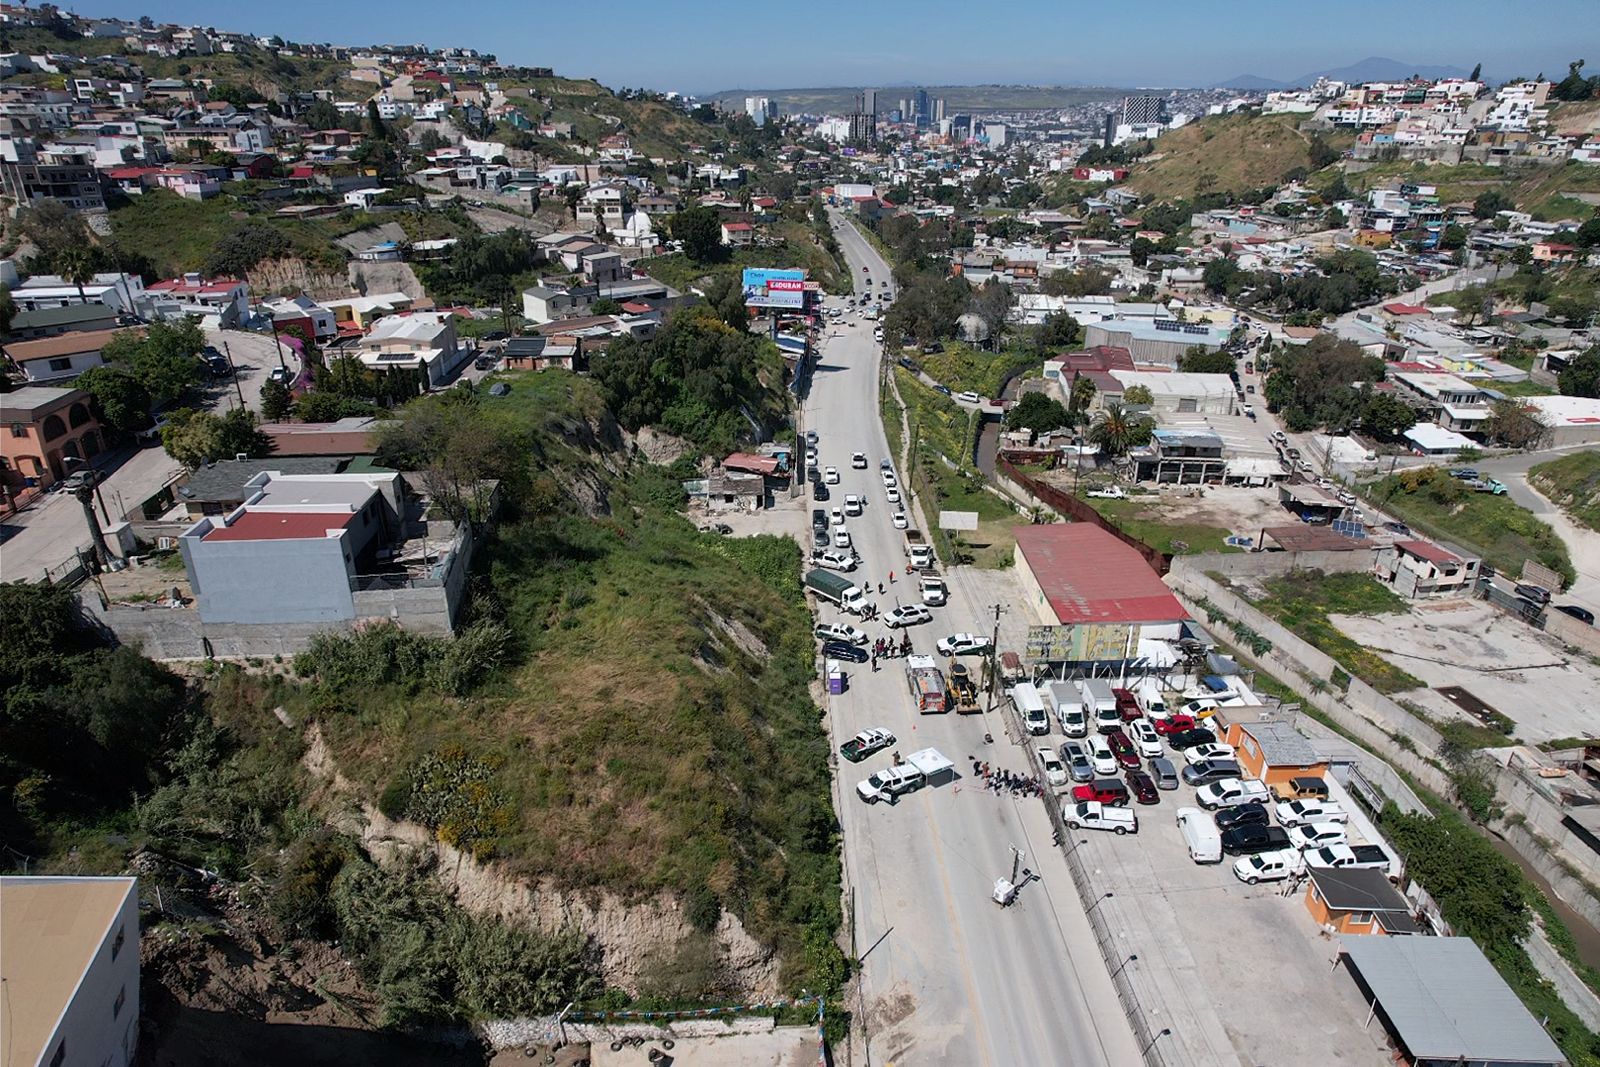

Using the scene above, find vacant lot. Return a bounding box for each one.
[1045,483,1286,556]
[1532,452,1600,533]
[915,342,1038,400]
[1334,599,1600,745]
[1367,467,1575,587]
[1252,571,1424,694]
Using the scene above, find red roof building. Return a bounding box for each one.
[201,510,353,542]
[1012,524,1186,627]
[1382,302,1430,315]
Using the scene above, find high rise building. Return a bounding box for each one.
[1120,94,1167,125]
[888,108,903,124]
[934,98,946,123]
[898,97,910,120]
[913,88,929,128]
[848,90,876,146]
[745,96,771,127]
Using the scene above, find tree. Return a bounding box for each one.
[1005,390,1071,436]
[1554,59,1595,102]
[669,205,724,262]
[1039,267,1114,297]
[417,127,448,153]
[1469,62,1482,82]
[1123,384,1154,406]
[1129,236,1156,267]
[1358,391,1417,438]
[101,320,205,408]
[1439,223,1467,250]
[75,367,153,433]
[204,219,291,276]
[1483,398,1548,449]
[1066,374,1097,423]
[1178,346,1236,374]
[1087,401,1152,457]
[1472,189,1514,220]
[1031,312,1082,353]
[1558,344,1600,398]
[1575,215,1600,249]
[59,244,99,306]
[259,377,293,422]
[295,391,380,422]
[366,99,388,141]
[303,99,342,130]
[0,285,13,336]
[1263,332,1385,431]
[159,407,267,468]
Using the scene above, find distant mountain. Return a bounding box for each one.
[1213,74,1290,90]
[1214,56,1473,92]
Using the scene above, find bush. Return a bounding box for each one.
[270,831,349,937]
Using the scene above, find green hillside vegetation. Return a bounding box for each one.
[108,188,476,278]
[499,76,715,160]
[914,341,1038,399]
[0,28,372,97]
[1123,113,1348,200]
[1531,451,1600,532]
[1370,466,1576,586]
[1341,158,1600,219]
[638,219,846,294]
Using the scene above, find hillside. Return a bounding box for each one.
[1122,112,1341,200]
[1342,155,1600,219]
[507,76,717,160]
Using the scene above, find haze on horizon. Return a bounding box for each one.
[76,0,1600,95]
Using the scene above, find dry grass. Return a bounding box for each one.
[1124,113,1341,200]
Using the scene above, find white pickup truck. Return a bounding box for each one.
[1062,800,1138,835]
[919,574,948,606]
[1195,777,1271,810]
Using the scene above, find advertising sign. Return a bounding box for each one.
[1024,623,1133,663]
[742,268,807,309]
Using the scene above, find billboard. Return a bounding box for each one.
[1024,623,1133,663]
[742,268,807,309]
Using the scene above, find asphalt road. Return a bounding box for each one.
[814,211,1140,1066]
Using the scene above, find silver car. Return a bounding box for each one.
[1061,742,1095,783]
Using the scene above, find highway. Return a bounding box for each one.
[810,210,1141,1065]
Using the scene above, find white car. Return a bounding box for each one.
[815,621,867,645]
[1287,822,1348,851]
[806,447,818,465]
[824,466,840,484]
[881,470,898,488]
[830,506,844,526]
[1271,430,1287,444]
[1275,800,1349,827]
[936,632,991,656]
[1184,743,1236,766]
[956,390,981,404]
[1178,699,1219,719]
[814,550,856,572]
[844,494,862,516]
[892,510,909,529]
[851,452,868,468]
[1088,736,1117,777]
[886,603,933,628]
[1038,746,1067,787]
[1128,719,1163,759]
[833,528,852,550]
[885,486,901,504]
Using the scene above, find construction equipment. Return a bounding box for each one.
[949,658,981,713]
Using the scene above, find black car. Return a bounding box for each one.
[1382,521,1410,536]
[812,528,829,550]
[1220,825,1292,856]
[813,483,830,501]
[812,508,828,532]
[1166,727,1217,751]
[202,351,230,378]
[822,640,868,663]
[1213,804,1271,832]
[1556,604,1595,626]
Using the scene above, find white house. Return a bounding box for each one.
[349,312,462,387]
[0,876,142,1067]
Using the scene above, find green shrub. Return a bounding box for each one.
[270,831,349,937]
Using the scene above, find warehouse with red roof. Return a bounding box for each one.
[1013,524,1186,628]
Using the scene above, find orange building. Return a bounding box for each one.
[1304,868,1419,936]
[0,386,104,494]
[1221,719,1328,791]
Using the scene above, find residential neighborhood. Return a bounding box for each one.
[4,5,1600,1067]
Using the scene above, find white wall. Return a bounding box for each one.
[43,880,140,1067]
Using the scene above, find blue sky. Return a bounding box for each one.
[83,0,1600,93]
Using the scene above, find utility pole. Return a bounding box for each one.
[72,476,112,568]
[222,340,245,409]
[983,602,1007,714]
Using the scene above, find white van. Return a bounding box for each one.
[1012,682,1050,736]
[1136,678,1168,720]
[1175,806,1222,864]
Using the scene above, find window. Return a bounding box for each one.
[10,424,28,438]
[48,358,74,372]
[113,984,125,1019]
[1347,911,1374,925]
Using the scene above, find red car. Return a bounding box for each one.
[1124,769,1160,805]
[1152,713,1197,736]
[1113,687,1143,722]
[1072,779,1130,806]
[1107,729,1141,770]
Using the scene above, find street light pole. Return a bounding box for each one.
[222,340,246,409]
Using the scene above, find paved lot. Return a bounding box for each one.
[811,213,1140,1066]
[1333,598,1600,743]
[1070,764,1393,1067]
[206,327,301,409]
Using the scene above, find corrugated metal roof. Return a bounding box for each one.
[1013,524,1185,626]
[1340,936,1565,1064]
[1240,720,1321,767]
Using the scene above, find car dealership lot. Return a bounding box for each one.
[1068,780,1393,1066]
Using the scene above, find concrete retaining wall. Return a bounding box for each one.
[1526,923,1600,1033]
[1192,547,1376,579]
[1548,609,1600,657]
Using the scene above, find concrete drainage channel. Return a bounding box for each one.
[1016,713,1176,1067]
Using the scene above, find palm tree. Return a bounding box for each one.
[60,245,97,306]
[1088,401,1151,458]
